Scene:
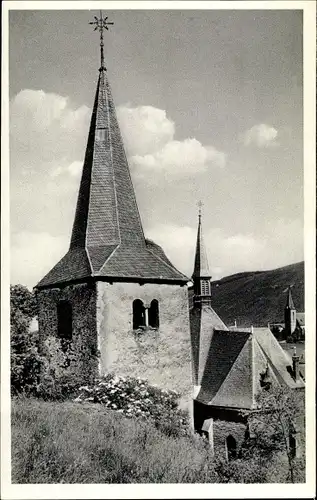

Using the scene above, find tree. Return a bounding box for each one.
[241,385,305,483]
[10,284,43,395]
[10,284,37,322]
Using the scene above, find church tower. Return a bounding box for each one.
[284,286,297,337]
[189,206,228,392]
[35,13,191,398]
[192,204,212,306]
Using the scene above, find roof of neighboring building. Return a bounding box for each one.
[36,68,188,288]
[190,305,228,386]
[196,326,304,409]
[296,312,305,326]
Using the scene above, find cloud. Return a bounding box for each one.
[243,123,279,148]
[10,89,90,171]
[50,161,83,179]
[10,231,68,289]
[117,105,175,156]
[131,139,226,177]
[146,219,303,280]
[118,105,226,177]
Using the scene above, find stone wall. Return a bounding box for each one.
[96,281,192,402]
[212,419,246,460]
[37,283,98,380]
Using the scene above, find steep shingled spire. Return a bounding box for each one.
[36,16,188,288]
[285,285,295,309]
[192,204,211,279]
[192,204,212,304]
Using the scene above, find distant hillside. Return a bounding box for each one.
[192,262,304,328]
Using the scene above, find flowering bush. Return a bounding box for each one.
[74,373,190,437]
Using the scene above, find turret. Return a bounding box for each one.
[192,205,212,307]
[284,286,296,337]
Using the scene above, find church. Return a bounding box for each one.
[35,14,304,458]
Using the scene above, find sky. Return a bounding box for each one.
[9,7,304,289]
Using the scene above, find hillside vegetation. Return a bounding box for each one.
[11,396,304,484]
[208,262,304,328]
[11,398,217,484]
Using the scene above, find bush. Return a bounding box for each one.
[74,374,190,437]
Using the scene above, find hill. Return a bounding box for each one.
[195,262,304,328]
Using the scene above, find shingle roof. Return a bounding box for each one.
[285,286,295,309]
[36,68,188,288]
[192,214,211,279]
[190,305,228,386]
[196,326,304,409]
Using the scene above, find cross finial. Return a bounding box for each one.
[89,11,114,70]
[197,200,204,220]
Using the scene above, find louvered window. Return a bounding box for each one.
[201,280,210,296]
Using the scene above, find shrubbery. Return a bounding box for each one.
[74,374,190,437]
[10,285,46,396]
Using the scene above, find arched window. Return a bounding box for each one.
[57,300,72,350]
[133,299,146,329]
[149,299,159,328]
[226,435,237,461]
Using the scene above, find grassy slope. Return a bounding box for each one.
[208,262,304,327]
[11,398,216,484]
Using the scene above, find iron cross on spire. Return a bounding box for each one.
[89,11,114,70]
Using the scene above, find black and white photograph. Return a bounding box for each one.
[1,1,316,497]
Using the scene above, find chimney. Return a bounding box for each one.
[292,347,300,381]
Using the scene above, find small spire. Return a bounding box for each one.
[89,11,114,71]
[192,201,210,279]
[286,285,295,309]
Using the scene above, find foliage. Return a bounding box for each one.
[226,385,306,483]
[10,284,37,322]
[10,285,45,396]
[74,374,190,437]
[36,336,99,401]
[11,398,218,484]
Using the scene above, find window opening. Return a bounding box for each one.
[289,435,296,459]
[96,127,109,147]
[226,435,237,461]
[149,299,159,328]
[57,300,73,351]
[133,299,146,329]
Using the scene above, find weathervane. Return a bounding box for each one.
[89,11,114,70]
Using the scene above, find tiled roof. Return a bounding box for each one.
[192,214,211,279]
[36,68,188,288]
[196,326,304,409]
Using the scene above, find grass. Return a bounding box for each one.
[11,397,217,484]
